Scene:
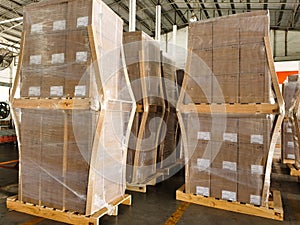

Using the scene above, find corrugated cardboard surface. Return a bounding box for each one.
[185,11,271,104]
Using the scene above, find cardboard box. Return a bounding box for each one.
[238,143,267,205]
[188,22,213,50]
[240,44,267,74]
[282,120,296,160]
[211,120,238,200]
[213,17,239,48]
[20,74,42,98]
[240,73,271,103]
[184,75,212,104]
[213,45,239,76]
[192,49,213,70]
[188,141,212,195]
[239,116,272,146]
[41,75,65,98]
[212,74,238,103]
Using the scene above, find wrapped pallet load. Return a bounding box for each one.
[9,0,135,221]
[177,11,284,220]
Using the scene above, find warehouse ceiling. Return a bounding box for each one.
[0,0,300,52]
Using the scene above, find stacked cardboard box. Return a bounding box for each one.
[17,0,130,216]
[185,11,271,104]
[183,11,275,206]
[123,31,164,184]
[282,75,300,164]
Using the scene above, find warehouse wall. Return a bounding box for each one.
[0,64,17,101]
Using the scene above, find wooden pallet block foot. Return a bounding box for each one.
[7,194,131,225]
[126,172,164,193]
[283,159,296,165]
[287,163,300,176]
[158,161,184,177]
[176,185,283,221]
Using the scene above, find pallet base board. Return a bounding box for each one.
[283,159,296,165]
[158,161,184,178]
[176,185,283,221]
[287,163,300,176]
[7,194,131,225]
[126,172,164,193]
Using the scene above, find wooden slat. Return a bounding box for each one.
[287,163,300,176]
[176,185,283,221]
[12,99,90,110]
[7,194,131,225]
[273,190,283,214]
[126,184,147,193]
[264,36,284,111]
[178,103,279,114]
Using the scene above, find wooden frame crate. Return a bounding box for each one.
[176,11,284,220]
[9,0,135,219]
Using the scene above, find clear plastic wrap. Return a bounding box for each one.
[180,11,277,207]
[282,75,300,166]
[184,114,273,205]
[15,0,134,216]
[184,10,272,104]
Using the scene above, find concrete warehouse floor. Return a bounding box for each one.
[0,143,299,225]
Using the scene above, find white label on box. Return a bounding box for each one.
[251,135,264,144]
[53,20,66,31]
[29,55,42,65]
[250,195,261,205]
[77,16,89,27]
[222,161,237,172]
[28,87,40,97]
[223,133,237,143]
[197,132,210,141]
[31,23,43,33]
[288,141,295,148]
[50,86,63,97]
[51,53,65,64]
[76,51,88,62]
[287,154,296,160]
[222,190,236,201]
[75,85,86,97]
[197,158,210,171]
[287,128,293,133]
[196,186,209,197]
[251,165,264,175]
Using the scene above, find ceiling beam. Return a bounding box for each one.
[198,0,210,19]
[230,0,236,14]
[246,0,251,12]
[214,0,222,16]
[166,0,188,25]
[277,0,287,27]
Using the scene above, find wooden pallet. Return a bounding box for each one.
[287,163,300,176]
[176,185,283,221]
[126,172,164,193]
[7,194,131,225]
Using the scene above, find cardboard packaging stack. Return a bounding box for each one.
[282,75,300,165]
[124,31,165,184]
[183,11,275,206]
[15,0,132,216]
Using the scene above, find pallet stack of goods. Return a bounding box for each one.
[177,11,284,220]
[158,53,182,177]
[8,0,135,224]
[123,31,166,191]
[282,75,300,174]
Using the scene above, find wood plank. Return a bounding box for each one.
[262,114,284,207]
[176,185,283,221]
[287,163,300,176]
[12,99,90,110]
[178,103,279,114]
[273,190,283,214]
[10,31,25,102]
[7,194,131,225]
[282,159,296,165]
[264,36,284,111]
[126,184,147,193]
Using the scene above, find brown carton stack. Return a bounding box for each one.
[282,75,300,164]
[181,11,277,207]
[123,32,164,184]
[14,0,133,217]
